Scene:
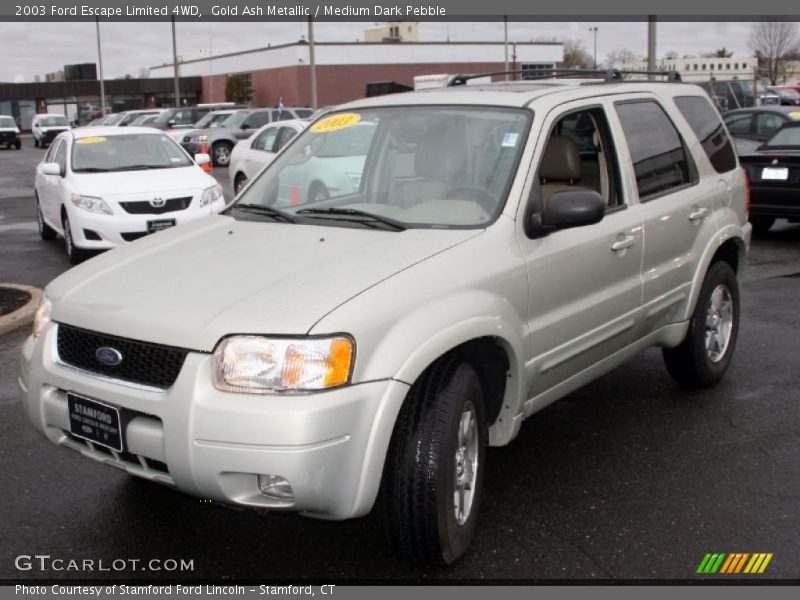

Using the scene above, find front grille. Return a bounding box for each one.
[56,324,189,389]
[0,132,15,140]
[119,196,192,215]
[121,231,149,242]
[64,432,170,475]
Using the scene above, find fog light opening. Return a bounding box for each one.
[257,474,294,503]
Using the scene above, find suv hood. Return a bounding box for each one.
[71,167,211,197]
[47,216,481,351]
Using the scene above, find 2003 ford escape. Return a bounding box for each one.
[20,71,751,565]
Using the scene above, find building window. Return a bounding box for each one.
[685,64,690,70]
[734,63,739,70]
[702,64,707,70]
[694,64,698,70]
[521,63,556,78]
[710,64,715,70]
[719,63,723,70]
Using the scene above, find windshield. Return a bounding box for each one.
[764,125,800,147]
[232,106,531,229]
[0,116,15,128]
[40,116,69,127]
[119,111,157,126]
[152,109,178,126]
[194,111,234,129]
[71,133,193,172]
[220,110,250,129]
[103,113,124,126]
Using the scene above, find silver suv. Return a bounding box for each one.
[20,73,751,566]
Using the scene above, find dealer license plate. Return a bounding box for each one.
[67,393,123,452]
[147,219,176,234]
[762,167,789,180]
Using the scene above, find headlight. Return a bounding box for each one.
[212,336,354,393]
[32,297,52,340]
[71,194,112,215]
[190,135,208,143]
[199,184,223,206]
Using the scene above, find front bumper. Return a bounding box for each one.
[0,132,20,145]
[69,199,225,250]
[20,323,409,519]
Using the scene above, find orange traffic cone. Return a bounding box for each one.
[199,142,212,173]
[289,185,300,206]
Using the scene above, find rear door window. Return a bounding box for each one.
[754,113,787,138]
[674,96,737,173]
[724,112,753,136]
[615,100,697,201]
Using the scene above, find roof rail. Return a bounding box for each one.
[447,68,682,87]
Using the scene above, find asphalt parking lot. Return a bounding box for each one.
[1,142,800,581]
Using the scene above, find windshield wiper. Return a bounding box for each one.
[114,164,176,171]
[72,167,111,173]
[230,203,297,223]
[295,208,406,231]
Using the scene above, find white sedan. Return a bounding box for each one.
[229,119,306,194]
[34,127,225,264]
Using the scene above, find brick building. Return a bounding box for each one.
[149,39,563,109]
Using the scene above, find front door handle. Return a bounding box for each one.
[689,207,708,222]
[611,235,636,253]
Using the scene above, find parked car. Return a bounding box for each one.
[33,127,225,264]
[166,108,242,143]
[181,107,314,166]
[738,121,800,234]
[20,79,750,566]
[115,109,168,126]
[768,86,800,106]
[229,119,307,193]
[32,113,71,147]
[0,115,21,149]
[128,114,160,126]
[148,103,246,132]
[723,106,800,150]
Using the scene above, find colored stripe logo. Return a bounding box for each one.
[696,553,773,574]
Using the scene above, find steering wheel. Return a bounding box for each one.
[445,185,500,216]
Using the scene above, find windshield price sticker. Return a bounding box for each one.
[789,112,800,121]
[75,137,107,144]
[311,113,361,133]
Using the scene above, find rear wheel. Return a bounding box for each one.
[382,357,486,565]
[34,136,39,148]
[14,140,21,150]
[36,195,56,240]
[212,142,233,167]
[663,261,740,387]
[750,216,775,236]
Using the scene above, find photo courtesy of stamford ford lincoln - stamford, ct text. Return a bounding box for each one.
[1,0,800,596]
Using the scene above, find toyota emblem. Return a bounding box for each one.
[150,197,166,208]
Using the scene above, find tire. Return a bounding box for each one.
[36,195,56,241]
[750,216,775,236]
[62,213,87,265]
[234,172,248,194]
[34,136,39,148]
[308,181,330,204]
[15,140,21,150]
[211,142,233,167]
[382,357,487,565]
[663,261,740,387]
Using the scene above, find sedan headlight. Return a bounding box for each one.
[32,296,52,340]
[199,184,224,206]
[212,336,354,393]
[71,194,112,215]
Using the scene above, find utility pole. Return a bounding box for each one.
[504,16,509,80]
[647,16,657,80]
[171,16,180,106]
[308,16,317,110]
[95,17,106,116]
[589,26,598,69]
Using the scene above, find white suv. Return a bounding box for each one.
[20,74,751,566]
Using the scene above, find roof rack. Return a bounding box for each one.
[447,68,682,87]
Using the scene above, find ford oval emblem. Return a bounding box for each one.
[95,347,123,366]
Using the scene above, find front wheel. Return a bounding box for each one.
[382,357,486,565]
[36,196,56,240]
[234,172,248,194]
[62,213,88,265]
[212,142,233,167]
[663,261,740,387]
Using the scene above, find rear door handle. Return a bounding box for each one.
[611,235,636,253]
[689,207,708,222]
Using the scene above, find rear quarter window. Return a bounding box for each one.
[674,96,738,173]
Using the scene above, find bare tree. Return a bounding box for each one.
[605,48,641,68]
[701,47,734,58]
[750,21,800,84]
[562,39,594,69]
[664,50,679,60]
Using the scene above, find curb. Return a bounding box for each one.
[0,284,43,338]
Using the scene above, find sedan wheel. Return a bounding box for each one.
[212,143,233,167]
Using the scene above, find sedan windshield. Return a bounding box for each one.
[232,106,531,229]
[40,116,69,126]
[194,111,235,129]
[0,116,15,128]
[71,133,193,172]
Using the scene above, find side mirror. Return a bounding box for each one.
[240,123,250,130]
[528,190,604,238]
[167,119,176,127]
[194,153,211,166]
[41,162,62,177]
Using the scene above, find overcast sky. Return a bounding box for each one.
[0,20,763,82]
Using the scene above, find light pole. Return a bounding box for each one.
[171,16,180,107]
[95,17,106,117]
[308,16,317,111]
[504,16,509,81]
[588,26,598,69]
